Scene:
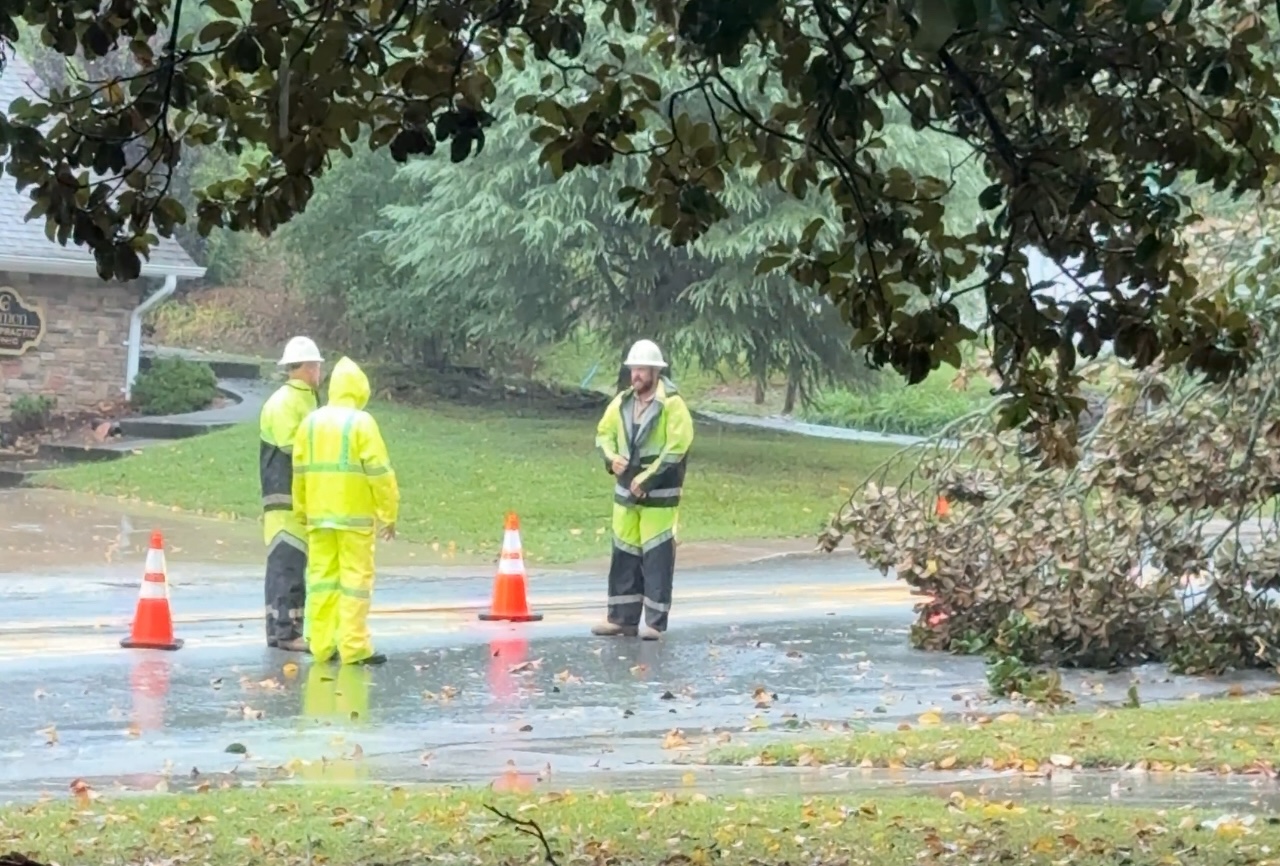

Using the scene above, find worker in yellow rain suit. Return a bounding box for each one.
[592,339,694,641]
[292,357,399,666]
[259,336,323,652]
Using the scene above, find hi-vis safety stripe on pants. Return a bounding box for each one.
[606,503,677,632]
[306,527,377,664]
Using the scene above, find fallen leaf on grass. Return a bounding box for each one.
[1050,754,1076,769]
[939,755,958,769]
[69,778,97,808]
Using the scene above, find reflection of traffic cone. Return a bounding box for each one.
[130,657,171,732]
[935,495,950,517]
[478,513,543,622]
[487,635,528,702]
[120,530,184,650]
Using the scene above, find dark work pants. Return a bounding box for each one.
[265,532,307,644]
[606,504,677,631]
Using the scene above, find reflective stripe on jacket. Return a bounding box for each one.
[292,357,400,532]
[595,377,694,508]
[259,379,318,542]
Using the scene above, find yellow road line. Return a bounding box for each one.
[0,587,914,661]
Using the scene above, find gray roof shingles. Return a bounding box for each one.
[1,50,205,278]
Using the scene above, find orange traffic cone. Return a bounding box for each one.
[120,530,184,650]
[478,513,543,623]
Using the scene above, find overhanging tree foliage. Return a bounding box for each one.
[3,0,1280,443]
[375,17,986,404]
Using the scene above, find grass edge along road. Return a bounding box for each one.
[1,785,1273,866]
[42,404,908,564]
[710,692,1280,775]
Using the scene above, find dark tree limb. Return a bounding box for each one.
[485,805,560,866]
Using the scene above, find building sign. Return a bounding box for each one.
[0,287,45,356]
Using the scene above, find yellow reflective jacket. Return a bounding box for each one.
[595,377,694,507]
[292,357,400,533]
[259,378,318,544]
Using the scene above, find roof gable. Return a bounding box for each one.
[0,51,205,280]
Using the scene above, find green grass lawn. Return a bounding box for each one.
[42,404,906,563]
[1,785,1273,866]
[711,693,1280,774]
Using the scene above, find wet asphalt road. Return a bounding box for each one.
[2,491,1279,807]
[4,559,1276,803]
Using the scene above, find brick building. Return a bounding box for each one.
[0,52,205,421]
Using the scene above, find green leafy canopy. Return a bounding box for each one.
[3,0,1280,444]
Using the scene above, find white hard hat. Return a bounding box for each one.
[623,339,667,368]
[277,336,324,366]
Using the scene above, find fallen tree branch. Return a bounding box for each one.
[486,805,560,866]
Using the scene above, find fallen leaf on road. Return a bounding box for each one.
[939,755,958,769]
[662,729,689,749]
[660,690,676,700]
[420,751,434,765]
[241,705,264,720]
[554,669,582,685]
[508,658,543,674]
[39,725,57,746]
[125,722,141,739]
[630,663,648,675]
[918,711,943,726]
[33,688,47,700]
[282,663,299,678]
[1050,754,1076,768]
[350,744,364,760]
[518,724,533,732]
[752,686,774,708]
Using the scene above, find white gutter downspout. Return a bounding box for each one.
[124,274,178,400]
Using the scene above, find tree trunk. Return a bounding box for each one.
[752,348,768,405]
[783,372,799,415]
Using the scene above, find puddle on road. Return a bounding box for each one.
[4,621,1279,806]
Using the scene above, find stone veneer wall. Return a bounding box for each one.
[0,270,141,420]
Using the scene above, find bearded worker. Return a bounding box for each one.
[591,339,695,640]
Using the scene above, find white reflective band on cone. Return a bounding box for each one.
[144,547,166,576]
[498,555,526,575]
[503,529,521,550]
[139,575,169,599]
